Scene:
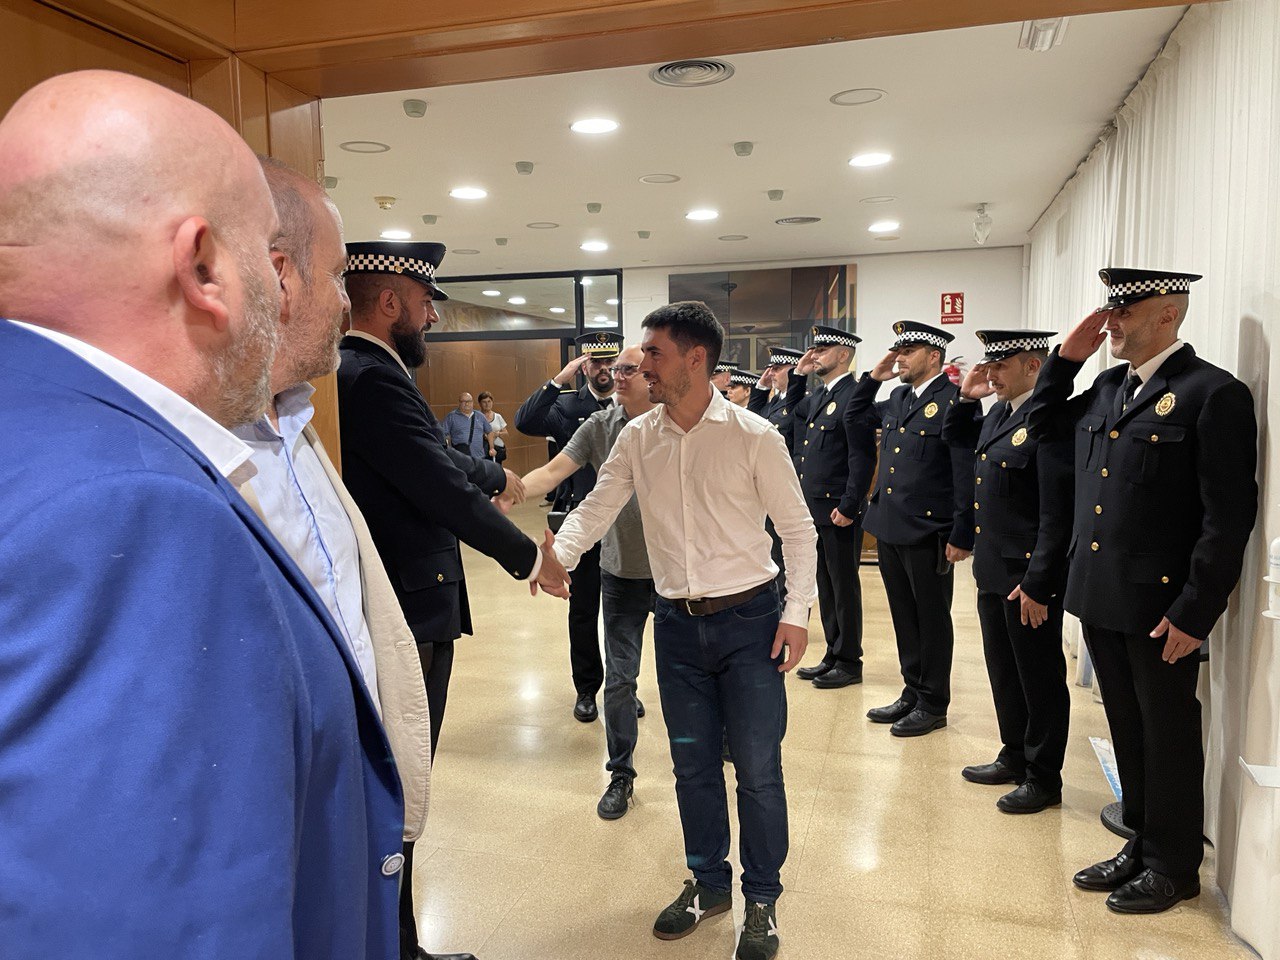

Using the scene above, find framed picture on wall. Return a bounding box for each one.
[722,337,752,370]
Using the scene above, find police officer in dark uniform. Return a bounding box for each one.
[846,321,974,736]
[790,325,878,689]
[712,358,739,396]
[943,329,1074,814]
[749,346,807,594]
[1024,268,1257,913]
[515,331,621,722]
[725,367,759,407]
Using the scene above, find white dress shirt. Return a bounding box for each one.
[1128,339,1184,402]
[10,321,254,485]
[234,384,381,715]
[553,387,818,627]
[911,371,947,399]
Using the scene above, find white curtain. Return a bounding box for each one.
[1026,1,1280,955]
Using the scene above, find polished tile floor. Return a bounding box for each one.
[411,502,1252,960]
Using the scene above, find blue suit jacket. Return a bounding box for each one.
[0,321,403,958]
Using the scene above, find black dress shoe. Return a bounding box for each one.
[796,661,833,681]
[961,760,1021,785]
[574,695,598,723]
[996,781,1061,814]
[637,698,645,718]
[597,776,634,820]
[1073,851,1143,891]
[867,698,914,724]
[1106,869,1200,914]
[811,665,862,689]
[890,708,947,737]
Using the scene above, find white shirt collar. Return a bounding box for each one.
[1129,339,1184,385]
[11,320,255,484]
[1008,388,1034,414]
[655,383,730,434]
[240,382,317,448]
[911,372,946,398]
[587,385,615,405]
[346,329,411,378]
[822,371,851,391]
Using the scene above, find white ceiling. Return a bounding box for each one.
[322,6,1185,277]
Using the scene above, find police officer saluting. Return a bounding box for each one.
[943,329,1073,814]
[1024,268,1257,913]
[749,346,807,592]
[712,359,739,396]
[792,325,878,688]
[846,321,974,736]
[515,330,622,722]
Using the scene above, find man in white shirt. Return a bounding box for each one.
[546,301,817,960]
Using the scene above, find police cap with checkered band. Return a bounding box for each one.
[713,360,740,375]
[574,331,623,359]
[1099,267,1202,307]
[728,368,759,387]
[974,329,1057,363]
[808,324,861,349]
[765,346,805,368]
[890,320,954,351]
[345,241,450,301]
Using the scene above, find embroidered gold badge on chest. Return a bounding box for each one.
[923,402,939,419]
[1011,427,1028,447]
[825,401,837,416]
[1155,392,1176,416]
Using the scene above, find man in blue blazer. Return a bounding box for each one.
[0,71,402,958]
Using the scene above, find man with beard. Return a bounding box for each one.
[338,240,568,763]
[235,162,464,958]
[545,302,816,960]
[515,331,621,722]
[790,325,878,690]
[1025,269,1257,913]
[846,321,974,737]
[942,329,1073,814]
[0,72,402,958]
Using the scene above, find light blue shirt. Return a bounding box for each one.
[443,408,490,458]
[234,384,380,714]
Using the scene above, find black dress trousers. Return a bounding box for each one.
[975,590,1070,790]
[568,542,604,699]
[815,522,865,670]
[1083,624,1205,883]
[876,535,955,715]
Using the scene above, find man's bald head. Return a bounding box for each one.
[0,71,282,426]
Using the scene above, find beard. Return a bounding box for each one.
[389,305,427,368]
[647,367,691,406]
[290,290,345,384]
[209,242,279,427]
[591,368,615,392]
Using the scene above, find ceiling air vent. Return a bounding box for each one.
[650,59,735,88]
[776,216,822,225]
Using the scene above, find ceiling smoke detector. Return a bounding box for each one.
[586,202,602,214]
[1019,18,1069,52]
[649,59,736,88]
[514,161,534,175]
[776,216,821,225]
[402,99,428,118]
[767,189,784,201]
[421,214,438,225]
[733,141,754,157]
[374,196,397,210]
[321,176,339,189]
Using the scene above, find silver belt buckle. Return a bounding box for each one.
[683,597,706,616]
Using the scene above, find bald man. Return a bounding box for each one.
[0,72,402,959]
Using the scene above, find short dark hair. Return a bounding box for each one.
[477,391,493,403]
[641,301,724,370]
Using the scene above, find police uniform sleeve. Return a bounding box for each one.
[1024,347,1097,442]
[344,365,536,579]
[1164,378,1259,639]
[1020,436,1074,603]
[947,422,976,551]
[844,372,889,432]
[838,396,877,521]
[514,380,565,437]
[941,398,983,449]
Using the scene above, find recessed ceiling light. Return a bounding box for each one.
[508,296,527,305]
[340,140,390,153]
[585,315,613,327]
[449,186,487,199]
[380,229,411,240]
[868,220,900,233]
[776,217,821,225]
[719,234,748,241]
[874,235,900,241]
[686,209,719,221]
[605,298,619,305]
[549,307,567,314]
[482,289,501,297]
[830,88,887,106]
[453,249,480,255]
[526,222,559,229]
[593,315,609,323]
[639,174,681,184]
[580,241,609,252]
[861,195,897,204]
[849,152,892,167]
[580,278,593,286]
[571,118,618,134]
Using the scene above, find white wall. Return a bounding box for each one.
[623,246,1029,396]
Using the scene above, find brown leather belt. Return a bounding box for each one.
[675,581,772,617]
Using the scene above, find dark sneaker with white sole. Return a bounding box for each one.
[652,879,731,940]
[736,901,779,960]
[596,776,633,820]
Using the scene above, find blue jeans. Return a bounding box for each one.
[653,584,788,903]
[600,571,655,781]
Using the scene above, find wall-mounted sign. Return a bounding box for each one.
[941,291,964,325]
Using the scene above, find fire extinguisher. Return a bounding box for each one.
[944,356,965,386]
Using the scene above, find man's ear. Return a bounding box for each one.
[173,217,230,332]
[690,344,706,372]
[273,250,297,325]
[378,286,399,319]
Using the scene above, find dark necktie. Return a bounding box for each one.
[1122,372,1141,411]
[995,402,1013,428]
[812,384,828,410]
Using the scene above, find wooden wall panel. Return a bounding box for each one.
[266,75,322,179]
[0,0,185,113]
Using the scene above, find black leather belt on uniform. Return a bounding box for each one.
[675,581,771,617]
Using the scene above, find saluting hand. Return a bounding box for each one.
[1150,617,1203,664]
[771,623,808,672]
[794,349,819,376]
[1007,584,1048,628]
[960,363,995,401]
[553,353,591,386]
[531,529,573,599]
[869,350,899,382]
[1059,308,1111,363]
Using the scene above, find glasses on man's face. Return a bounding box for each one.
[608,364,640,378]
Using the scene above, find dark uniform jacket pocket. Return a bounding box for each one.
[396,547,464,592]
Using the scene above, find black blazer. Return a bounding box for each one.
[1024,344,1257,638]
[515,381,609,506]
[749,370,808,455]
[791,374,878,527]
[847,373,976,549]
[337,336,537,642]
[942,398,1073,600]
